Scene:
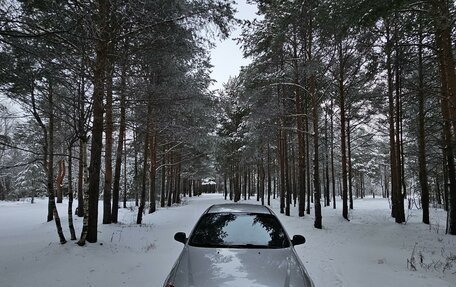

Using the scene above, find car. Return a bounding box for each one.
[163,203,315,287]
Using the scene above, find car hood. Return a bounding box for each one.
[169,246,313,287]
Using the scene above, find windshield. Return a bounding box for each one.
[188,213,290,249]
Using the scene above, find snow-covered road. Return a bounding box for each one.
[0,194,455,287]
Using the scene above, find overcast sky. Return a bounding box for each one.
[209,0,258,91]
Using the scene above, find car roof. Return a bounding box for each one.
[206,203,273,215]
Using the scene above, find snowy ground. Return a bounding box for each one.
[0,194,455,287]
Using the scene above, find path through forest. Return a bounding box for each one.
[0,194,455,287]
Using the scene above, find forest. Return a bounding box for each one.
[0,0,455,249]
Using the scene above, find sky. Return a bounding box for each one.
[209,0,258,91]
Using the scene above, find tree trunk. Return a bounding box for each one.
[292,143,297,207]
[224,174,227,200]
[134,129,139,207]
[77,140,89,246]
[123,131,127,208]
[285,133,291,216]
[256,165,260,202]
[432,0,456,235]
[111,60,126,222]
[113,37,128,219]
[86,0,110,243]
[394,30,405,223]
[430,0,456,135]
[324,107,330,207]
[331,97,336,209]
[248,168,251,199]
[386,21,401,222]
[76,46,86,218]
[175,154,181,204]
[311,70,322,229]
[279,129,285,214]
[55,159,65,203]
[267,143,272,206]
[149,133,157,213]
[76,138,83,215]
[243,168,247,200]
[305,112,311,215]
[31,82,51,221]
[68,145,77,240]
[260,159,265,206]
[347,115,353,209]
[48,82,66,243]
[435,32,456,234]
[442,150,449,212]
[56,159,65,204]
[235,164,241,202]
[417,24,430,224]
[167,148,173,206]
[161,145,166,207]
[293,65,306,216]
[137,134,148,224]
[338,39,349,222]
[103,65,114,224]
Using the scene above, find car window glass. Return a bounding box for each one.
[189,213,289,248]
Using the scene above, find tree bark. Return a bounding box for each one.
[431,0,456,235]
[347,115,353,209]
[324,108,330,207]
[48,82,66,243]
[87,0,110,243]
[243,168,247,200]
[149,132,157,213]
[56,159,64,204]
[394,28,405,223]
[331,97,336,209]
[267,143,272,206]
[68,145,77,240]
[123,131,127,208]
[260,159,265,206]
[175,153,181,204]
[417,24,430,224]
[305,112,311,215]
[293,56,306,217]
[224,174,227,200]
[386,21,402,222]
[167,148,173,207]
[137,134,148,224]
[285,133,291,216]
[111,57,126,222]
[279,129,285,214]
[30,82,51,221]
[160,145,166,207]
[311,70,322,229]
[435,28,456,234]
[103,64,114,224]
[338,39,349,222]
[76,97,85,218]
[77,140,89,246]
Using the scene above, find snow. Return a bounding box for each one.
[0,194,455,287]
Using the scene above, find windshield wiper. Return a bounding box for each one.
[228,244,269,249]
[190,242,223,248]
[192,243,279,249]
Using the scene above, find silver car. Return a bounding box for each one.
[163,203,315,287]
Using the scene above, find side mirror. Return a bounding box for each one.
[291,235,306,246]
[174,232,187,244]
